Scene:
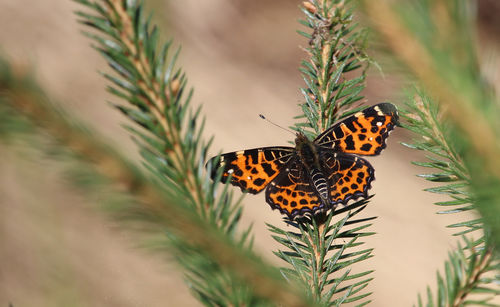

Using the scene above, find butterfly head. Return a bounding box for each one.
[294,131,309,144]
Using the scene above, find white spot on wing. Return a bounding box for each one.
[369,137,373,141]
[247,176,252,180]
[228,169,234,174]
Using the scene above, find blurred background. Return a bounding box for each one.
[0,0,498,306]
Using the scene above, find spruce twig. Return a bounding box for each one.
[404,90,500,306]
[415,237,499,307]
[270,1,376,305]
[72,0,274,303]
[296,0,370,138]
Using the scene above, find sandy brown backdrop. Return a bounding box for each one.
[1,0,495,306]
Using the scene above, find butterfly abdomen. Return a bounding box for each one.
[310,168,329,202]
[295,133,331,204]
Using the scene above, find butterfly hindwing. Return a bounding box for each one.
[321,151,375,205]
[265,159,325,218]
[315,103,399,156]
[208,147,294,194]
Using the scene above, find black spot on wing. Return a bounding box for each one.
[225,152,237,161]
[253,178,266,186]
[360,143,372,152]
[246,150,259,164]
[344,135,355,150]
[334,126,344,139]
[344,120,356,132]
[261,163,275,177]
[338,158,354,171]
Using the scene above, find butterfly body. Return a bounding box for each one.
[208,103,399,219]
[294,133,330,204]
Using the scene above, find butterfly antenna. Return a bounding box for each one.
[259,114,295,135]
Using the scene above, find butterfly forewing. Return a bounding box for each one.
[208,147,294,194]
[315,103,399,156]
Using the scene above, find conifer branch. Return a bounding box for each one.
[403,89,500,306]
[416,237,499,307]
[402,91,475,232]
[296,0,370,139]
[270,1,376,305]
[73,0,270,301]
[75,0,210,219]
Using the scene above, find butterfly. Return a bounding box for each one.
[207,103,399,219]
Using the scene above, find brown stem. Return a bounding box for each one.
[453,248,493,307]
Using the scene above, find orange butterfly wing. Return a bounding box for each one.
[321,152,375,205]
[315,103,399,156]
[265,160,324,218]
[265,152,375,218]
[208,147,294,194]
